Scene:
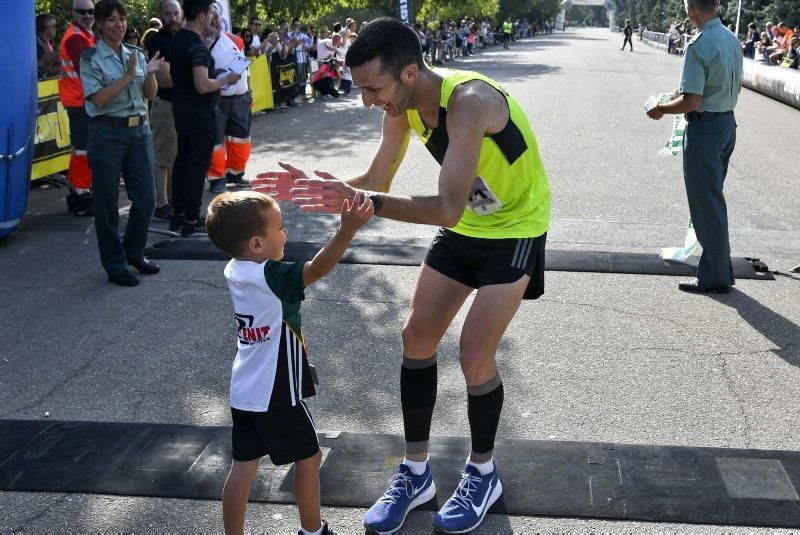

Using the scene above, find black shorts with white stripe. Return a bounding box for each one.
[424,228,546,300]
[231,401,320,464]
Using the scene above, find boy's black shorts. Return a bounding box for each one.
[424,229,546,300]
[231,402,319,465]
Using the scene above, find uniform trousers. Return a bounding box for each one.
[87,120,155,276]
[682,112,736,288]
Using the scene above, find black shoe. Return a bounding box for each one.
[169,213,185,233]
[153,203,174,220]
[209,178,227,194]
[66,190,94,217]
[226,172,250,188]
[298,521,334,535]
[678,278,731,294]
[128,257,160,275]
[181,219,207,237]
[108,270,139,287]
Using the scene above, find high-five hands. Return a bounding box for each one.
[339,190,374,233]
[252,162,358,213]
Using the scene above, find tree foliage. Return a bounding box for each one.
[612,0,798,34]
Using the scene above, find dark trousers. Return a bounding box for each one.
[683,113,736,288]
[622,35,633,50]
[87,121,155,276]
[172,110,217,221]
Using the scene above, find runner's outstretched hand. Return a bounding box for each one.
[291,170,358,213]
[251,161,309,202]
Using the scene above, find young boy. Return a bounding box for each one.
[205,190,373,535]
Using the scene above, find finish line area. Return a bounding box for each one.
[144,237,775,280]
[2,419,800,528]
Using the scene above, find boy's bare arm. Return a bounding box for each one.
[302,192,373,287]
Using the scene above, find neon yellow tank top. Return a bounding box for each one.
[406,69,550,239]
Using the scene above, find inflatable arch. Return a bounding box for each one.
[556,0,617,30]
[0,0,37,238]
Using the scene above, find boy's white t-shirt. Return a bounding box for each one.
[224,258,315,412]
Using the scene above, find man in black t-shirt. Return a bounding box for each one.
[168,0,239,237]
[145,0,182,220]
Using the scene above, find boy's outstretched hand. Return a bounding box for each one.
[340,191,374,234]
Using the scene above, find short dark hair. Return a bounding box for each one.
[685,0,718,11]
[94,0,127,24]
[183,0,213,21]
[345,17,424,77]
[249,16,259,24]
[206,192,276,258]
[36,13,56,33]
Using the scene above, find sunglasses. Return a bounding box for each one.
[74,8,94,15]
[252,22,261,26]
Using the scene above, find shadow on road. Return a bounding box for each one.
[712,289,800,367]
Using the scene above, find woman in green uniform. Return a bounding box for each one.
[80,0,164,286]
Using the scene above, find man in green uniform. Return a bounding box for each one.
[252,17,550,534]
[647,0,742,294]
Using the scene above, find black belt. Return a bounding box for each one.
[686,110,733,122]
[91,114,147,128]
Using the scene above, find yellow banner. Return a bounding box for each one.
[250,54,274,112]
[32,78,71,181]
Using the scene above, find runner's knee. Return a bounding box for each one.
[401,320,439,357]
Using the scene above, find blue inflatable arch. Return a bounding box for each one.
[0,0,37,238]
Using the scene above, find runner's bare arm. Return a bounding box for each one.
[344,111,411,191]
[367,87,498,226]
[290,87,498,225]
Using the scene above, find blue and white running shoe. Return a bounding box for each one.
[363,462,437,534]
[432,462,503,533]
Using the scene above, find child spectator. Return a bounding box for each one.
[206,190,373,535]
[742,23,758,59]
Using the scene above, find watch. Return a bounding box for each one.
[367,192,383,214]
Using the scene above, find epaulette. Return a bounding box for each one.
[687,32,702,45]
[80,47,97,60]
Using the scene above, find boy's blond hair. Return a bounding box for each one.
[206,191,277,258]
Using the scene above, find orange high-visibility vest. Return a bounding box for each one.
[59,22,95,107]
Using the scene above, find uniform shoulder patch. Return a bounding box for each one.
[80,47,97,60]
[687,32,702,45]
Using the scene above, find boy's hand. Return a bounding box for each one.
[339,191,374,234]
[251,161,309,202]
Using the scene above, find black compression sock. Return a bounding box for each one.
[401,354,437,455]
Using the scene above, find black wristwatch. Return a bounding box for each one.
[368,192,383,214]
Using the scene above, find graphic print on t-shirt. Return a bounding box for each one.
[235,312,272,345]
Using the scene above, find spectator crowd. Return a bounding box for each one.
[34,0,543,285]
[637,15,799,69]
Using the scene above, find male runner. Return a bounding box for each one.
[253,17,550,534]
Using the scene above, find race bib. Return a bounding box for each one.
[468,176,503,215]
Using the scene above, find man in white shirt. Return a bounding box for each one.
[248,16,265,55]
[207,9,253,192]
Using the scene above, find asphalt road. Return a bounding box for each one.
[1,27,799,533]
